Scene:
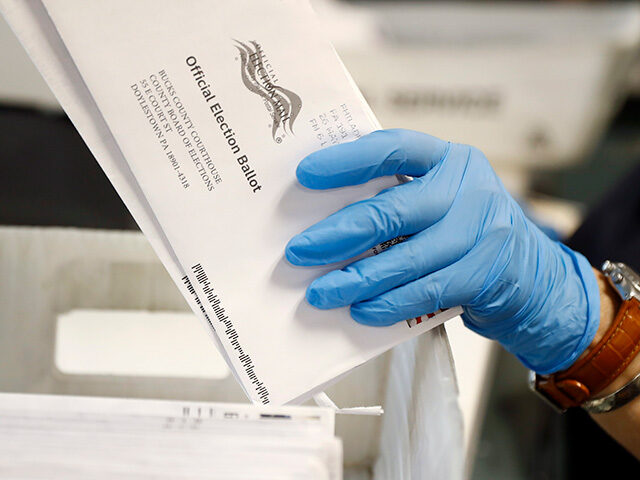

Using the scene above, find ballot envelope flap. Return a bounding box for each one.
[12,0,461,405]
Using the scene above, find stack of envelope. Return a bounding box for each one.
[0,393,342,480]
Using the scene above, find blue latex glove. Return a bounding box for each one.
[286,129,600,374]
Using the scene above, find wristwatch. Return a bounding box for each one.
[529,261,640,413]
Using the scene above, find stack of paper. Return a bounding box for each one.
[0,393,341,479]
[0,0,461,406]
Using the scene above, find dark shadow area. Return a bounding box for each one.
[0,105,136,229]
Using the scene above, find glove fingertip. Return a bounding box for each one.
[284,239,309,266]
[295,159,315,189]
[306,284,330,309]
[350,305,396,327]
[296,153,332,190]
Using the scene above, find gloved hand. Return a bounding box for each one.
[286,129,600,374]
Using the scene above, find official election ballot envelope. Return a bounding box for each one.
[1,0,462,405]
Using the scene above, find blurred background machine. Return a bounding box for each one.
[1,2,640,479]
[315,1,639,186]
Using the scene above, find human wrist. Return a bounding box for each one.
[576,269,621,362]
[539,265,640,401]
[582,268,640,399]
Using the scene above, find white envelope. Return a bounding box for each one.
[1,0,461,405]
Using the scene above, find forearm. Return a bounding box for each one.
[586,268,640,458]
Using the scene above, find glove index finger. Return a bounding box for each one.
[296,129,450,190]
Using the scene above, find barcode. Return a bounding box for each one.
[189,263,270,404]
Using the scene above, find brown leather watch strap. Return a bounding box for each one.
[535,297,640,410]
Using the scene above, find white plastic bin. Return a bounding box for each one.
[0,226,465,479]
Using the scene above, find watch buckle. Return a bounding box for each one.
[528,371,568,413]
